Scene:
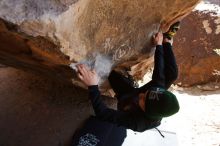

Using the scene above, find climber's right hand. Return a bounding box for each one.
[76,64,99,86]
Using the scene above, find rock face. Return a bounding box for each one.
[0,0,201,88]
[173,1,220,86]
[0,20,73,83]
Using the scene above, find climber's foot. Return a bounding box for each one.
[163,21,180,40]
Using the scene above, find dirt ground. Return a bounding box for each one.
[0,67,110,146]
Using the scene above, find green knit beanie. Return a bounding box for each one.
[145,89,179,119]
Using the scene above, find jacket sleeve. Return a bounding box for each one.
[88,85,137,129]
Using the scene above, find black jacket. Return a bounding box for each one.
[88,85,161,132]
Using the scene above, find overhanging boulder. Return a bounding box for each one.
[0,0,201,89]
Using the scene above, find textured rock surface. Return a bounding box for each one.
[0,66,116,146]
[173,1,220,86]
[0,19,73,82]
[0,0,201,88]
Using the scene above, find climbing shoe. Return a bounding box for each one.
[163,21,180,40]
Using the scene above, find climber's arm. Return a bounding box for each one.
[88,85,137,129]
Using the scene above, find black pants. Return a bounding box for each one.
[108,43,178,97]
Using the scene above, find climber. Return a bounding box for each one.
[76,22,180,132]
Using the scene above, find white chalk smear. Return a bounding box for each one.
[70,52,113,84]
